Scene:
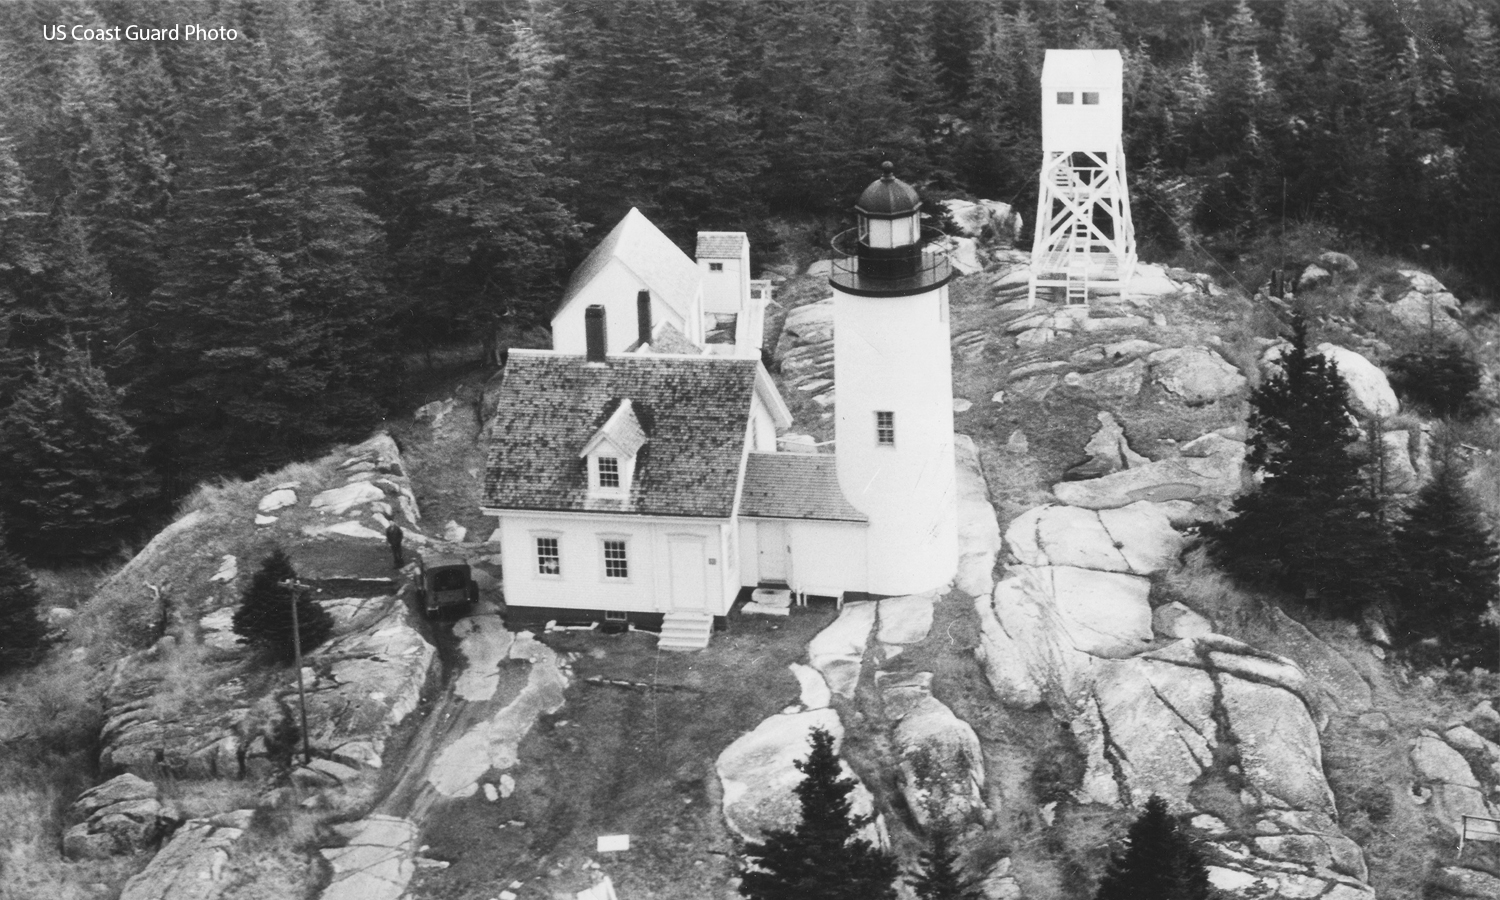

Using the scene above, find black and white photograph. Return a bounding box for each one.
[2,1,1500,898]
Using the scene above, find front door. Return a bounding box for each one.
[758,521,789,584]
[667,536,707,611]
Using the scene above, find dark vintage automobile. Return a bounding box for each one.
[416,552,479,616]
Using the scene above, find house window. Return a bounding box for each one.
[598,456,620,488]
[536,537,561,576]
[876,411,895,446]
[1057,91,1074,104]
[605,609,628,622]
[709,262,724,272]
[603,539,629,579]
[1082,91,1100,105]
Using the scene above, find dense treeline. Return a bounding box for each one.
[1,0,1498,553]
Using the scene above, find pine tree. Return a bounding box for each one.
[1094,795,1211,900]
[0,525,48,672]
[0,342,158,564]
[740,727,898,900]
[232,548,333,664]
[1387,343,1482,419]
[1205,314,1399,616]
[908,826,981,900]
[1391,457,1500,666]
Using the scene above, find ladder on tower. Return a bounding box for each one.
[1065,271,1089,306]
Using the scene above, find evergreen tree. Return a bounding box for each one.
[908,826,981,900]
[1205,314,1398,616]
[0,343,158,564]
[1387,343,1482,419]
[1391,456,1500,666]
[740,727,898,900]
[232,548,333,664]
[1094,795,1211,900]
[0,525,47,672]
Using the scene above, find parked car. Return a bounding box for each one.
[416,552,478,617]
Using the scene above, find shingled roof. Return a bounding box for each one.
[740,453,868,523]
[484,352,762,517]
[696,231,748,260]
[556,209,700,320]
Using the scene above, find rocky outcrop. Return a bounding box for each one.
[101,599,435,784]
[807,602,877,699]
[955,435,1002,598]
[1067,411,1148,479]
[319,815,420,900]
[716,708,884,846]
[1390,269,1464,337]
[117,812,251,900]
[1005,503,1184,576]
[877,672,985,829]
[1148,347,1247,404]
[940,198,1023,243]
[63,774,181,860]
[1410,731,1495,839]
[1052,439,1244,513]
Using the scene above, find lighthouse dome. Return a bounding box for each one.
[855,162,920,217]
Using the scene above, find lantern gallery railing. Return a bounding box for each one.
[828,226,955,297]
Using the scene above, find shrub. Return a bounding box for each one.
[1387,343,1483,419]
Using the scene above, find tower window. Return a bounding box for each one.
[603,539,629,579]
[709,262,724,271]
[1082,92,1099,105]
[876,411,895,446]
[537,537,561,576]
[1056,92,1074,104]
[597,456,620,488]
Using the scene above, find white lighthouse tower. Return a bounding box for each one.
[830,163,958,597]
[1028,49,1137,306]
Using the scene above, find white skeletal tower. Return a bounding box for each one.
[1028,49,1137,306]
[829,163,958,596]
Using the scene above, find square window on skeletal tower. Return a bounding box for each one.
[875,411,895,446]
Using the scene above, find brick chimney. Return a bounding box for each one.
[585,305,607,363]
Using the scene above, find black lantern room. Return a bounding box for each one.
[830,162,953,296]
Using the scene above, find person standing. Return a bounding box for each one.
[385,522,404,569]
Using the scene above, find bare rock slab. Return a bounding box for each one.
[319,815,419,900]
[807,601,876,699]
[1006,503,1183,575]
[118,818,248,900]
[1052,444,1244,510]
[955,434,1002,598]
[1148,346,1247,404]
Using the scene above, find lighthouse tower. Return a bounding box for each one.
[830,163,958,596]
[1028,49,1137,307]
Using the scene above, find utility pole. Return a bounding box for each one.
[280,577,313,766]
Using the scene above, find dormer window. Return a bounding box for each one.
[1057,91,1074,104]
[709,262,724,272]
[1082,92,1099,105]
[581,398,647,500]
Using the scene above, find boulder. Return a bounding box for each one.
[783,299,834,345]
[1430,866,1500,898]
[413,397,455,426]
[1400,268,1447,293]
[716,709,882,845]
[1148,347,1247,404]
[310,482,387,516]
[1297,263,1333,291]
[1318,251,1359,274]
[257,488,297,514]
[1411,732,1493,838]
[64,774,177,860]
[1063,359,1147,400]
[1316,343,1399,418]
[1052,445,1244,510]
[877,672,985,828]
[1122,264,1183,300]
[1153,601,1213,639]
[1067,411,1148,480]
[442,520,467,542]
[1005,504,1182,575]
[1390,289,1464,337]
[807,602,876,699]
[209,555,237,583]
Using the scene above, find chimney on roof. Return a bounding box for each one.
[637,290,652,347]
[585,305,607,363]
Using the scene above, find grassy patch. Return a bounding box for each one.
[410,609,836,900]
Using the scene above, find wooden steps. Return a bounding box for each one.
[658,611,714,652]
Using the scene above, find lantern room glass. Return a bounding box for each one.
[863,212,919,249]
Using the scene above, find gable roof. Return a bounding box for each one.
[484,352,763,517]
[696,231,748,260]
[580,398,647,459]
[740,453,868,523]
[556,208,701,321]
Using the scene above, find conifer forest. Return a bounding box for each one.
[2,0,1499,550]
